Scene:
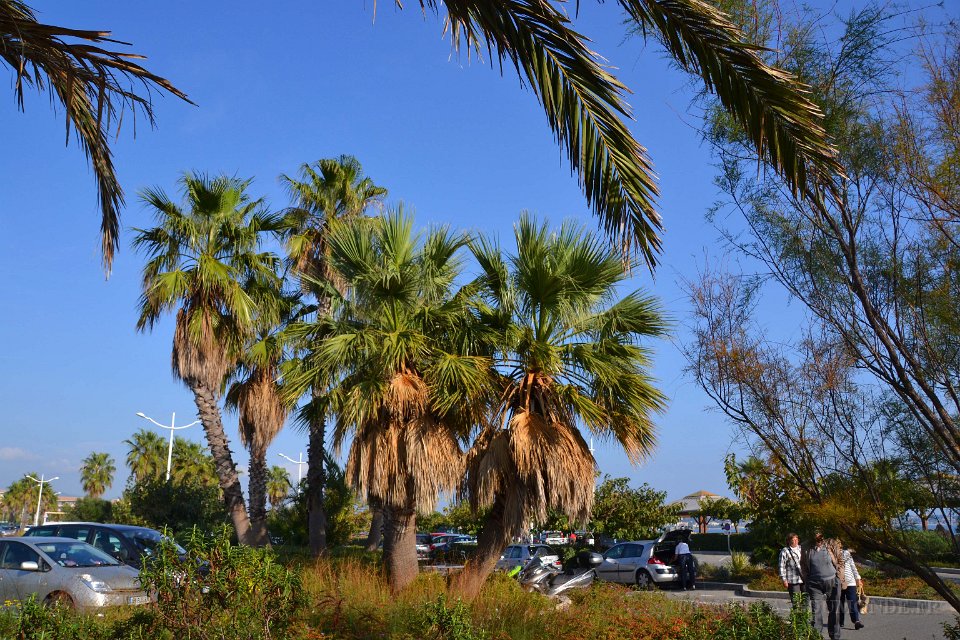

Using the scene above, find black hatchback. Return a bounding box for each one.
[22,522,183,569]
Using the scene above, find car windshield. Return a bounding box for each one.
[416,534,431,545]
[35,541,121,567]
[130,531,187,556]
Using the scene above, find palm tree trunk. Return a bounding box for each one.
[448,494,515,600]
[365,496,385,552]
[247,445,271,547]
[191,381,253,544]
[307,386,328,555]
[382,505,419,593]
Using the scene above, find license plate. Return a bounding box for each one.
[127,595,150,605]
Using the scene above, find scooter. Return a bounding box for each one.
[516,550,603,597]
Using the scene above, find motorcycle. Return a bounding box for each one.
[516,550,603,597]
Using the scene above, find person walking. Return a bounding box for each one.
[778,533,805,607]
[803,531,843,640]
[838,547,864,630]
[672,532,696,590]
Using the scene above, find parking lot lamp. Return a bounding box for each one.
[25,475,58,526]
[278,452,307,492]
[136,411,201,481]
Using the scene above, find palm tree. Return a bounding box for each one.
[285,211,491,591]
[281,155,386,556]
[134,172,284,544]
[170,439,218,487]
[226,329,291,546]
[79,452,116,499]
[124,429,166,483]
[400,1,840,268]
[0,0,190,271]
[3,473,58,524]
[266,465,291,510]
[449,215,667,598]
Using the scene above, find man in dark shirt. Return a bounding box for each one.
[802,532,842,639]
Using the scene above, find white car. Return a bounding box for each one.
[495,544,561,572]
[541,531,567,546]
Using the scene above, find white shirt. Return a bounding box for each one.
[675,541,691,555]
[842,550,861,587]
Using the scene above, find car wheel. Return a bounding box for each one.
[44,592,74,609]
[635,570,655,590]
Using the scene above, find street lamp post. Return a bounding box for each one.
[25,474,58,526]
[136,411,201,481]
[278,452,307,493]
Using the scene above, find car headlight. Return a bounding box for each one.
[80,575,114,593]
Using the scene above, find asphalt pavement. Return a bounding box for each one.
[663,588,955,640]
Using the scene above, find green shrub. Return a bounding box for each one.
[65,498,113,523]
[423,595,485,640]
[137,526,305,639]
[680,601,819,640]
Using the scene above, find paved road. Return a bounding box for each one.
[663,589,955,640]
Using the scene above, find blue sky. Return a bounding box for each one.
[0,1,900,504]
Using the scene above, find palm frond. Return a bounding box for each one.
[623,0,841,197]
[0,0,192,271]
[414,0,661,267]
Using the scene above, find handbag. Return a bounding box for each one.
[857,585,869,614]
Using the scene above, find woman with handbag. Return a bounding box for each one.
[838,547,865,630]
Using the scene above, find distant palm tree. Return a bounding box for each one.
[450,215,667,598]
[124,430,166,483]
[80,452,116,499]
[170,439,218,487]
[285,211,490,591]
[266,466,291,510]
[134,172,284,544]
[281,155,386,556]
[2,473,57,524]
[0,0,190,270]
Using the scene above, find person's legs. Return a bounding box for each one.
[844,586,860,624]
[807,580,826,631]
[685,555,697,589]
[839,584,846,627]
[827,579,842,639]
[677,555,689,589]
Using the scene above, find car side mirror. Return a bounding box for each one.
[20,561,40,571]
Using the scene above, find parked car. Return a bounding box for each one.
[0,537,150,611]
[416,534,433,561]
[596,529,697,589]
[495,544,561,572]
[430,536,477,564]
[23,522,185,569]
[540,531,567,546]
[0,523,19,537]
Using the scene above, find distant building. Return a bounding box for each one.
[672,490,724,534]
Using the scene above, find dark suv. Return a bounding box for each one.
[23,522,183,569]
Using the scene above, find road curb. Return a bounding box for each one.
[697,582,953,613]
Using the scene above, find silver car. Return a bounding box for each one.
[596,540,680,588]
[495,544,561,572]
[0,537,150,611]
